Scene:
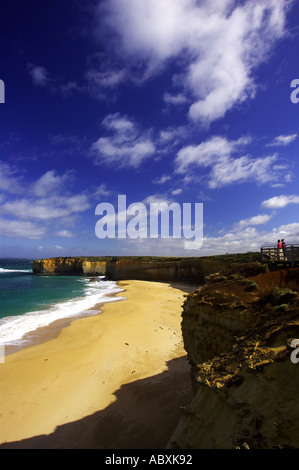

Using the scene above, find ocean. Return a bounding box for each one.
[0,258,124,352]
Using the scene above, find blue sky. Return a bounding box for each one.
[1,0,298,258]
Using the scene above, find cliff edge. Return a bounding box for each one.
[32,253,260,283]
[168,266,299,449]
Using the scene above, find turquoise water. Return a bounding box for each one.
[1,259,84,318]
[0,258,124,348]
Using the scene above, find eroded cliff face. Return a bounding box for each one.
[168,268,299,449]
[32,256,232,283]
[32,258,85,274]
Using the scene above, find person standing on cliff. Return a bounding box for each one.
[277,240,283,260]
[282,239,287,259]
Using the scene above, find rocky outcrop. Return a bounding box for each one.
[167,268,299,449]
[32,256,244,283]
[32,258,85,274]
[32,255,299,448]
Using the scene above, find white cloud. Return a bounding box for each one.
[163,93,188,105]
[95,0,290,124]
[0,167,91,240]
[28,64,50,86]
[175,136,249,174]
[85,68,126,89]
[208,154,278,188]
[1,194,90,221]
[198,221,299,256]
[275,222,299,238]
[0,218,47,240]
[175,135,290,188]
[153,174,171,185]
[261,194,299,209]
[158,126,189,150]
[99,219,299,257]
[142,194,173,205]
[171,188,183,196]
[56,230,74,238]
[236,213,273,229]
[94,183,112,198]
[0,162,25,194]
[33,170,72,197]
[101,113,135,134]
[91,113,155,168]
[267,133,298,146]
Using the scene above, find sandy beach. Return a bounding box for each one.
[0,280,195,449]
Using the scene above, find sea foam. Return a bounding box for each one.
[0,267,32,273]
[0,278,125,348]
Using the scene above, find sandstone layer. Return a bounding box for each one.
[32,254,260,283]
[167,267,299,449]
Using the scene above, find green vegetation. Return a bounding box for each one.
[257,286,297,311]
[228,274,259,291]
[205,273,228,283]
[42,252,261,264]
[205,271,259,291]
[274,304,289,313]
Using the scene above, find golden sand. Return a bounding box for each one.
[0,280,195,449]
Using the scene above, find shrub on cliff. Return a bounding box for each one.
[229,274,259,291]
[227,262,268,278]
[257,286,297,309]
[205,273,228,283]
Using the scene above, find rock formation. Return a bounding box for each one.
[32,255,299,448]
[32,255,250,283]
[167,267,299,449]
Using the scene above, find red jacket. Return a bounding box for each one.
[277,242,282,249]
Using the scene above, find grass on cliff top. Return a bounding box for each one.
[38,252,261,264]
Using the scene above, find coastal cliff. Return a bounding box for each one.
[32,253,260,283]
[167,267,299,449]
[32,254,299,448]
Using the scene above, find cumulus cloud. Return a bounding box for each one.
[0,162,25,194]
[91,113,156,168]
[174,134,292,188]
[0,166,91,240]
[208,154,278,189]
[33,170,73,197]
[198,221,299,256]
[261,194,299,209]
[1,194,90,221]
[105,219,299,257]
[95,0,290,124]
[235,213,273,229]
[175,136,249,174]
[0,218,47,240]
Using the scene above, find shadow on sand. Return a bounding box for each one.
[1,356,193,449]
